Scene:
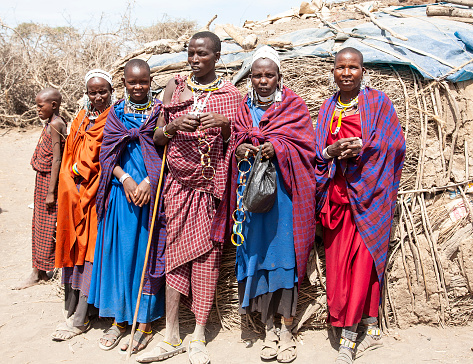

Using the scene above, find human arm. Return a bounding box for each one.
[45,119,65,208]
[112,165,138,205]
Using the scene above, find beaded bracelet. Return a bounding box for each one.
[71,163,80,176]
[143,177,150,184]
[154,125,163,131]
[163,124,174,139]
[223,133,232,144]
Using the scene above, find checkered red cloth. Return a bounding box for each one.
[212,87,317,288]
[32,170,57,271]
[31,126,54,173]
[95,100,166,295]
[163,75,242,200]
[315,88,406,286]
[164,175,217,272]
[62,261,93,296]
[166,247,222,325]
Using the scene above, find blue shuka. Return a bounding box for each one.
[88,101,165,323]
[235,99,297,309]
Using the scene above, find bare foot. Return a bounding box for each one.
[12,268,49,290]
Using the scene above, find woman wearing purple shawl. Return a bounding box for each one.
[213,46,316,363]
[88,59,166,354]
[315,48,405,363]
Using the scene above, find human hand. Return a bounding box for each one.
[235,143,259,160]
[45,192,55,208]
[261,142,275,159]
[134,178,151,207]
[122,177,138,204]
[327,137,362,160]
[199,112,229,131]
[168,113,200,133]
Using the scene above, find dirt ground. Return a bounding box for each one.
[1,127,473,364]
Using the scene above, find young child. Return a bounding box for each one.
[15,87,66,289]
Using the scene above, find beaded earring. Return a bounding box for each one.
[275,75,283,102]
[247,76,255,104]
[360,71,371,91]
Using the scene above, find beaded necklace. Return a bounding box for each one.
[329,95,359,135]
[186,73,223,92]
[186,73,224,181]
[254,92,275,107]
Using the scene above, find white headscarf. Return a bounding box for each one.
[251,45,280,70]
[249,45,283,103]
[84,69,113,87]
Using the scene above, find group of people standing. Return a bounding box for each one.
[16,30,405,364]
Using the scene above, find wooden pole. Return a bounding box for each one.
[127,144,168,360]
[426,5,473,18]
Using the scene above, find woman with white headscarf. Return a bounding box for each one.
[213,46,317,363]
[52,69,114,341]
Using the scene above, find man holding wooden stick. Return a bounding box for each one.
[137,31,241,364]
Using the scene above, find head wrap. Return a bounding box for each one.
[85,69,113,88]
[251,45,280,70]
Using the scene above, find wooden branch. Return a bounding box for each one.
[202,15,217,30]
[427,5,473,18]
[438,58,473,81]
[354,4,408,41]
[440,0,473,7]
[397,179,473,195]
[222,24,257,50]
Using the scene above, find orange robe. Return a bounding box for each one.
[55,108,109,267]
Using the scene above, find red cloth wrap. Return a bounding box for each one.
[212,87,317,289]
[321,114,379,327]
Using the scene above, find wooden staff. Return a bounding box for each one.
[127,144,168,360]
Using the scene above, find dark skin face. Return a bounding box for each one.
[250,58,281,98]
[326,51,365,160]
[122,66,151,104]
[332,51,366,102]
[86,77,113,112]
[187,37,220,84]
[35,94,56,120]
[235,58,281,161]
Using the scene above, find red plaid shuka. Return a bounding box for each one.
[31,125,64,271]
[164,75,242,200]
[315,88,405,286]
[164,75,242,272]
[211,87,317,288]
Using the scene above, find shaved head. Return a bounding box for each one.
[335,47,364,66]
[191,31,221,53]
[36,87,62,104]
[124,58,150,78]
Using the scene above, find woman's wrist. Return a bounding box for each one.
[323,146,333,159]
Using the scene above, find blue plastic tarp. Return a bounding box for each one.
[147,4,473,83]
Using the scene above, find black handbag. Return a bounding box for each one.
[242,147,277,213]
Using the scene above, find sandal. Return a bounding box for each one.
[98,323,125,351]
[51,320,91,341]
[261,328,279,360]
[336,338,355,364]
[136,339,186,363]
[355,326,383,358]
[120,328,153,354]
[188,339,210,364]
[277,338,297,363]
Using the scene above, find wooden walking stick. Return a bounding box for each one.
[127,144,167,360]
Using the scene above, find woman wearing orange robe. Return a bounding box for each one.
[52,70,114,341]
